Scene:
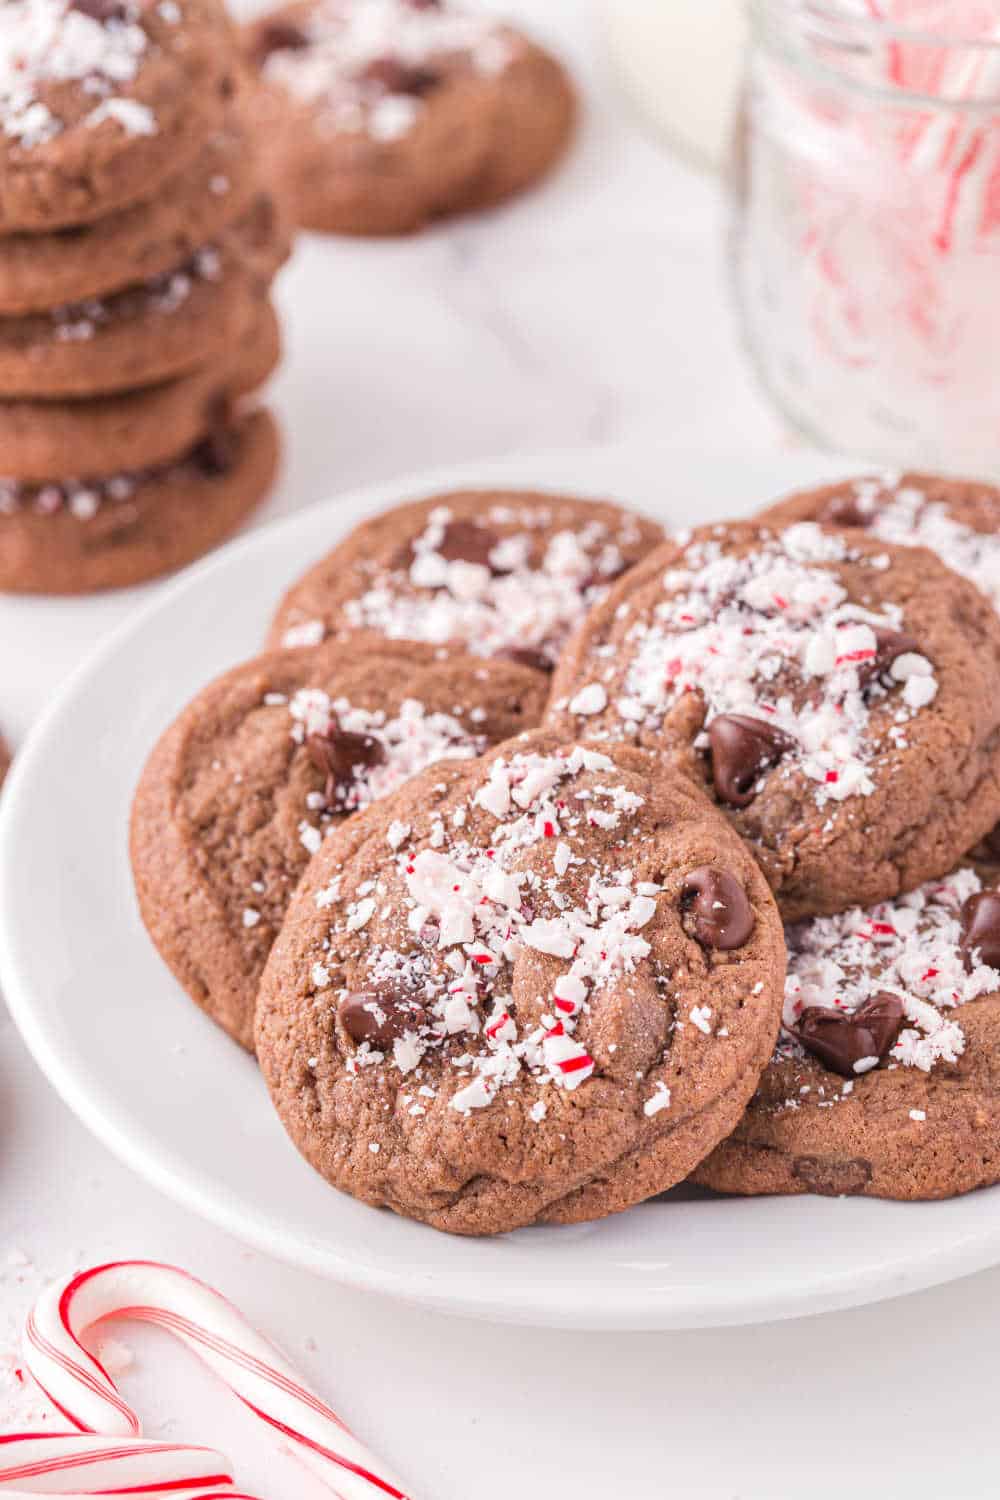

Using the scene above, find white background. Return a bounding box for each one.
[4,2,1000,1496]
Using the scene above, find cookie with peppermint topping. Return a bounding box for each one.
[0,299,279,485]
[761,471,1000,871]
[255,729,785,1235]
[548,520,1000,921]
[0,0,239,232]
[0,114,260,315]
[131,638,546,1050]
[0,407,279,594]
[266,489,665,671]
[0,194,287,398]
[759,471,1000,620]
[242,0,575,235]
[694,866,1000,1200]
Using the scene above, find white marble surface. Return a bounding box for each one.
[3,2,999,1495]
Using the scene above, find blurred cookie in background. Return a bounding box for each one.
[243,0,576,234]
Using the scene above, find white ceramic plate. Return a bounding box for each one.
[6,446,1000,1332]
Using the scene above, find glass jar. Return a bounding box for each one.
[736,1,1000,470]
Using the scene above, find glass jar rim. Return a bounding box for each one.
[749,0,1000,106]
[752,0,1000,48]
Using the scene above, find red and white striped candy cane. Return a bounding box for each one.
[9,1261,413,1500]
[0,1431,255,1498]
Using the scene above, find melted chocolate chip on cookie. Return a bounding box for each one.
[820,493,875,528]
[961,890,1000,971]
[856,627,919,690]
[502,646,553,674]
[339,988,426,1047]
[70,0,129,19]
[707,714,795,808]
[681,867,754,950]
[793,992,904,1078]
[359,57,441,95]
[252,20,310,61]
[436,518,503,570]
[308,719,387,808]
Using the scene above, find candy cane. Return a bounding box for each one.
[0,1431,254,1498]
[7,1261,413,1500]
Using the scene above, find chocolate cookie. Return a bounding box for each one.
[0,406,279,593]
[243,0,575,235]
[0,733,9,786]
[0,0,238,232]
[0,115,260,315]
[763,472,1000,869]
[267,490,665,671]
[548,521,1000,921]
[0,299,280,481]
[0,195,287,398]
[131,642,547,1050]
[759,471,1000,618]
[694,866,1000,1200]
[254,730,786,1235]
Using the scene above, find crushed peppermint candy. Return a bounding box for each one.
[261,0,514,144]
[333,503,640,664]
[1,0,156,150]
[48,244,223,343]
[825,475,1000,617]
[580,522,940,809]
[289,690,486,859]
[643,1081,671,1116]
[0,436,213,520]
[322,745,682,1116]
[781,866,999,1075]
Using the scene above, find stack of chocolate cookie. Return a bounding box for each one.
[0,0,287,594]
[132,474,1000,1233]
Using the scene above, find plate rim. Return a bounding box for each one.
[7,442,1000,1331]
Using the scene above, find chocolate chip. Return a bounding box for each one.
[191,395,236,477]
[820,493,874,528]
[707,714,795,808]
[856,626,919,689]
[251,20,309,63]
[502,646,553,674]
[791,1154,873,1195]
[70,0,128,19]
[960,890,1000,972]
[359,57,440,95]
[680,867,755,950]
[191,426,236,478]
[984,823,1000,861]
[307,719,386,808]
[436,519,502,569]
[793,992,904,1077]
[338,989,424,1048]
[581,560,629,594]
[394,519,504,575]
